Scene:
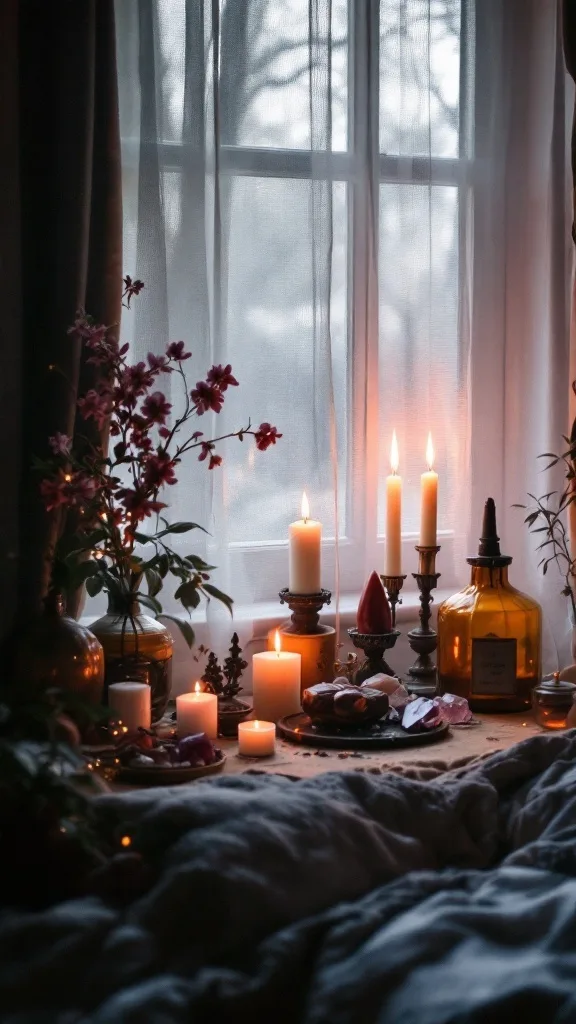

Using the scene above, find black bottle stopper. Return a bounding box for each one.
[467,497,512,567]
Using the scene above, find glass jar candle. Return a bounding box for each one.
[532,674,576,730]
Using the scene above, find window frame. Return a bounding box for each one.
[121,0,475,603]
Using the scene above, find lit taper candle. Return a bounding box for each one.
[420,432,438,547]
[385,430,402,575]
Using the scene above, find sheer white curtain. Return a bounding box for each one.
[112,0,573,682]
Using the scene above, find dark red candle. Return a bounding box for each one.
[357,571,393,634]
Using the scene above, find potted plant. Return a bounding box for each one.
[516,385,576,672]
[36,277,281,721]
[202,633,250,735]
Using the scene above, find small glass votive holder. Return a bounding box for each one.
[532,674,576,730]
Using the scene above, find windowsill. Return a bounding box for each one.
[80,589,451,695]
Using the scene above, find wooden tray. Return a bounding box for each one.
[277,714,449,749]
[117,750,226,785]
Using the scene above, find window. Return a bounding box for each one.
[116,1,474,609]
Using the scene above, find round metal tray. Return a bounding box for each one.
[117,750,226,785]
[277,714,449,749]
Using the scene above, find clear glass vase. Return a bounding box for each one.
[90,592,173,723]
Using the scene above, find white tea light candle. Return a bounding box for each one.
[288,491,322,593]
[238,719,276,756]
[176,682,218,739]
[253,630,301,722]
[108,681,151,734]
[385,430,402,575]
[420,432,438,547]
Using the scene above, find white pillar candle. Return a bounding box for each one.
[176,682,218,739]
[253,631,301,722]
[385,430,402,575]
[108,681,151,734]
[238,720,276,757]
[420,432,438,547]
[289,491,322,593]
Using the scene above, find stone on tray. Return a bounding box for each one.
[176,732,216,766]
[303,682,388,726]
[362,673,411,710]
[402,697,442,732]
[128,754,155,767]
[433,693,472,724]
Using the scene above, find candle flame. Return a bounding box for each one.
[390,430,399,474]
[194,681,201,694]
[301,491,309,522]
[426,432,435,471]
[274,629,281,656]
[254,720,260,730]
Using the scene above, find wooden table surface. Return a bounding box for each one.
[217,713,543,779]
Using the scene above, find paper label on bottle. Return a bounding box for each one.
[471,637,517,695]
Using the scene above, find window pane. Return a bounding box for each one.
[222,0,348,151]
[380,0,461,157]
[377,183,461,536]
[221,177,348,543]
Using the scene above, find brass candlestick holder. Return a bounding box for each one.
[380,574,407,628]
[407,545,441,697]
[347,627,401,686]
[276,588,336,692]
[279,588,332,633]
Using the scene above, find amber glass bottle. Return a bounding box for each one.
[437,498,542,712]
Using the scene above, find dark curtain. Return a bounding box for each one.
[0,0,122,638]
[564,0,576,237]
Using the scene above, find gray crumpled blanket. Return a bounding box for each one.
[2,731,576,1023]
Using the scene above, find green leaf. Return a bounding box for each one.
[157,552,170,578]
[138,593,162,614]
[156,521,208,537]
[145,567,163,598]
[85,575,103,598]
[75,560,100,583]
[175,580,201,611]
[133,532,155,545]
[202,583,233,615]
[184,554,217,572]
[161,614,195,648]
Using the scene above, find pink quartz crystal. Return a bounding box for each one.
[433,693,472,724]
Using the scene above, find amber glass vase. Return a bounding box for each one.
[437,498,542,713]
[12,590,104,707]
[90,593,173,723]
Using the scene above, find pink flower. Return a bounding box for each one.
[208,454,223,470]
[141,391,172,424]
[67,314,106,346]
[166,340,191,361]
[77,389,111,428]
[207,363,238,391]
[39,472,71,511]
[117,487,167,522]
[121,362,155,397]
[131,430,153,453]
[144,452,178,488]
[191,431,203,440]
[198,442,214,462]
[147,352,170,373]
[71,473,97,504]
[48,432,72,455]
[158,426,171,439]
[254,422,282,451]
[123,276,145,304]
[191,381,224,415]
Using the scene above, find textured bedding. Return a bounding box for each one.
[2,731,576,1023]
